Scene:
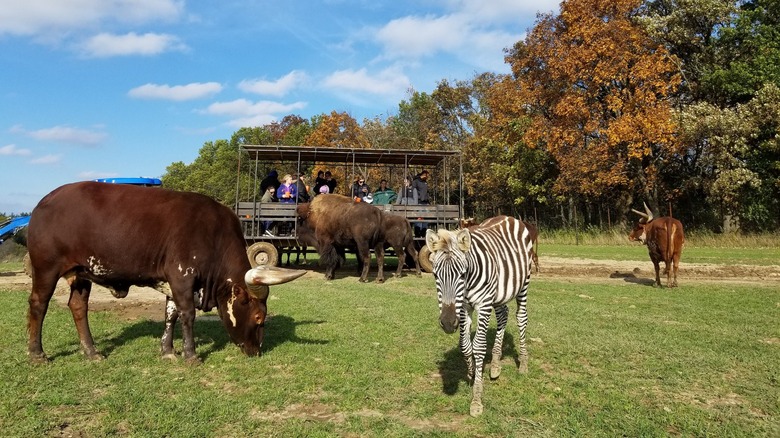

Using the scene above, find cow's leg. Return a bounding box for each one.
[665,259,673,288]
[67,276,103,360]
[490,304,508,379]
[374,244,385,283]
[671,252,680,287]
[469,306,493,417]
[160,297,179,360]
[652,259,662,287]
[27,267,60,363]
[532,250,539,273]
[169,283,198,363]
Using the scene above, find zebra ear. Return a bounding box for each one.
[425,229,440,252]
[455,229,471,252]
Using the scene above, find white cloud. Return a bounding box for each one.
[128,82,223,101]
[203,99,307,128]
[238,71,308,97]
[30,154,63,165]
[376,14,468,59]
[20,125,107,147]
[0,0,184,36]
[450,0,559,23]
[79,32,188,57]
[0,144,32,156]
[323,67,410,96]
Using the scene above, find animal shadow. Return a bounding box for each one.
[436,329,520,395]
[609,270,656,286]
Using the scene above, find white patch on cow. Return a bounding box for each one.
[153,282,174,298]
[193,288,203,308]
[182,266,195,277]
[87,256,112,276]
[165,299,177,318]
[226,294,237,327]
[178,264,183,272]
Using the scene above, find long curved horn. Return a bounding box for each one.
[245,266,306,287]
[631,208,649,220]
[643,202,654,221]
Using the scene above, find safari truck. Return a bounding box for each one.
[233,145,463,272]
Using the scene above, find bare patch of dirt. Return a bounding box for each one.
[1,256,778,320]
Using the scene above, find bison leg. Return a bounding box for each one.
[374,244,385,283]
[407,245,422,278]
[27,267,60,363]
[67,277,103,361]
[160,297,179,360]
[393,245,404,278]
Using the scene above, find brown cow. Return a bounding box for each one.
[296,194,386,282]
[26,182,304,363]
[460,217,539,273]
[629,203,685,288]
[383,213,421,278]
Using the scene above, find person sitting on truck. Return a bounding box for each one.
[260,170,281,202]
[276,174,297,204]
[372,179,397,205]
[396,176,418,205]
[295,172,311,203]
[324,171,337,194]
[313,170,326,195]
[350,175,372,202]
[261,186,276,236]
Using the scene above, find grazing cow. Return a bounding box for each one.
[296,194,385,282]
[26,182,305,363]
[383,213,421,278]
[461,217,540,273]
[629,202,685,287]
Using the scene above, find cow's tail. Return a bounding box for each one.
[667,222,676,261]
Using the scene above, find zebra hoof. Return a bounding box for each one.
[490,364,502,380]
[470,401,483,417]
[518,356,528,373]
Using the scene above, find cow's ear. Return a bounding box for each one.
[455,229,471,252]
[232,284,251,305]
[425,229,440,252]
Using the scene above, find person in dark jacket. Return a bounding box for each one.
[260,170,281,202]
[412,170,429,205]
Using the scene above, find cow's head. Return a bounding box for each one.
[219,266,305,356]
[426,228,470,334]
[629,202,654,244]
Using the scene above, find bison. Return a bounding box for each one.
[26,182,304,363]
[296,194,385,282]
[629,202,685,287]
[383,213,421,278]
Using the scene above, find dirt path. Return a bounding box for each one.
[2,257,778,321]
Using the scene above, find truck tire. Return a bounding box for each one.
[247,242,279,268]
[418,245,433,273]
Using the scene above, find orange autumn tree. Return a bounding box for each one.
[304,111,372,191]
[509,0,681,215]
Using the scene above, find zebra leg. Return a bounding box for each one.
[459,307,475,381]
[490,304,509,380]
[515,291,529,373]
[470,306,493,417]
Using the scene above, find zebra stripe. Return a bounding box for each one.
[426,215,533,417]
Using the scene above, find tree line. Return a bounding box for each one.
[163,0,779,233]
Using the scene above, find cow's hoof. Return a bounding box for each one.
[86,352,105,361]
[184,355,202,365]
[415,272,422,278]
[161,353,178,361]
[29,352,49,364]
[470,401,484,417]
[375,278,385,284]
[359,278,368,283]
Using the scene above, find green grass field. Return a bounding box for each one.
[1,252,778,437]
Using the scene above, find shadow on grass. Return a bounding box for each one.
[46,313,330,362]
[437,328,521,395]
[609,270,656,286]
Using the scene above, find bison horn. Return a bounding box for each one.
[643,202,654,221]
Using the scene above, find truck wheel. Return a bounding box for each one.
[247,242,279,267]
[418,245,433,273]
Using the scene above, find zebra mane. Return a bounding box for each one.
[428,228,471,253]
[429,229,454,252]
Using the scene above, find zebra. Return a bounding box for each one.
[425,215,533,417]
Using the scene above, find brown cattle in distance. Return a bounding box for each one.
[296,194,386,282]
[26,182,304,363]
[629,203,685,288]
[460,217,539,273]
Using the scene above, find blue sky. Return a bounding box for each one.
[1,0,558,214]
